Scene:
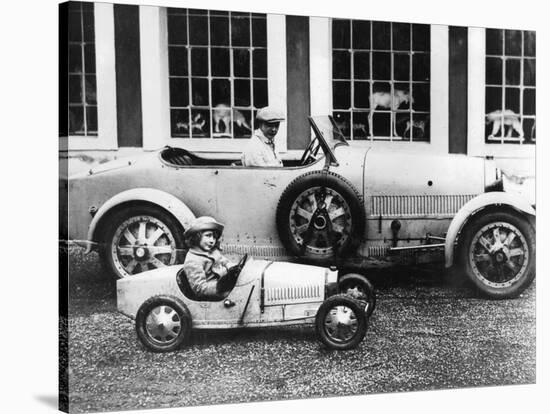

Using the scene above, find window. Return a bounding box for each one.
[332,20,430,142]
[167,8,268,139]
[485,29,535,144]
[68,2,97,136]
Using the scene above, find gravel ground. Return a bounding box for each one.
[65,246,535,413]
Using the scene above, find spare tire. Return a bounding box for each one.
[276,171,365,263]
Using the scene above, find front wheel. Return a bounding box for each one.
[315,294,368,350]
[459,211,535,299]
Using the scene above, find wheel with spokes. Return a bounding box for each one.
[101,205,185,278]
[276,171,365,263]
[459,211,535,299]
[315,294,368,350]
[136,296,191,352]
[338,273,376,317]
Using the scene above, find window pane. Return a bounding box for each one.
[212,78,231,106]
[69,75,82,103]
[210,10,229,17]
[333,50,351,79]
[395,113,411,140]
[505,30,522,56]
[393,53,409,81]
[233,49,250,77]
[333,81,350,109]
[191,48,208,76]
[412,83,429,111]
[252,18,267,47]
[68,44,82,73]
[234,79,251,106]
[372,112,390,138]
[234,109,253,138]
[372,82,391,108]
[86,106,98,134]
[524,59,535,86]
[353,52,370,79]
[211,48,230,77]
[411,113,429,141]
[190,108,210,137]
[354,81,370,108]
[352,20,370,49]
[392,23,410,51]
[504,87,520,113]
[68,11,82,42]
[485,29,502,55]
[505,59,521,85]
[412,24,430,51]
[210,16,229,46]
[372,52,391,80]
[524,31,536,57]
[169,77,189,107]
[189,9,207,15]
[523,89,535,116]
[523,118,535,142]
[171,108,190,137]
[372,21,391,50]
[189,16,208,45]
[352,111,369,140]
[168,14,187,45]
[485,57,502,85]
[84,75,96,104]
[394,83,411,110]
[332,20,350,49]
[82,11,94,42]
[485,87,502,113]
[253,49,267,78]
[213,104,232,135]
[333,111,350,139]
[232,16,250,47]
[253,79,268,107]
[69,106,84,134]
[191,78,209,106]
[169,46,188,76]
[84,44,95,74]
[412,53,430,81]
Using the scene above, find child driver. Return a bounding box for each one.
[183,216,237,300]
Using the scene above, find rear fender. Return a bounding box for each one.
[444,192,535,267]
[86,188,195,252]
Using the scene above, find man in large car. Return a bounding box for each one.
[241,106,285,167]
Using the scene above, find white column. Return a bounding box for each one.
[429,24,449,154]
[139,6,170,151]
[309,17,332,118]
[267,14,287,152]
[467,27,486,157]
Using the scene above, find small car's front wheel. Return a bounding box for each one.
[315,294,368,350]
[135,295,192,353]
[338,273,376,317]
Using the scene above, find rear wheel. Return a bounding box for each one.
[459,211,535,299]
[315,294,368,350]
[338,273,376,317]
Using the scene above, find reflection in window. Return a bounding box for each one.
[332,20,430,142]
[68,2,97,136]
[167,8,267,138]
[485,29,535,144]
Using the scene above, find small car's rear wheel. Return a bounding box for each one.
[459,211,535,299]
[136,296,191,353]
[315,294,368,350]
[338,273,376,317]
[101,205,185,278]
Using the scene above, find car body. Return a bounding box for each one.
[117,257,375,351]
[64,116,536,298]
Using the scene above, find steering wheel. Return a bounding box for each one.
[299,137,319,165]
[228,253,249,279]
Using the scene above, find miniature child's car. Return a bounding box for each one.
[117,255,376,352]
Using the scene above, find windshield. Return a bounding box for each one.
[310,116,349,150]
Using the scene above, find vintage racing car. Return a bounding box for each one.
[117,255,376,352]
[65,116,536,299]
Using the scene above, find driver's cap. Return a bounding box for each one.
[256,106,285,123]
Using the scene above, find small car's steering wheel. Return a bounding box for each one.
[300,138,319,165]
[233,253,249,275]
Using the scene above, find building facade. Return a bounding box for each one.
[60,2,536,175]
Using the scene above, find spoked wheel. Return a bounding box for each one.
[136,296,191,352]
[315,294,368,350]
[460,211,535,299]
[338,273,376,317]
[101,206,185,278]
[277,171,365,263]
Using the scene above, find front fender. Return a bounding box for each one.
[444,192,535,267]
[86,188,196,252]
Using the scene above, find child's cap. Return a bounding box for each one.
[184,216,224,238]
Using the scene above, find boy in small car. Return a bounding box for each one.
[183,216,237,300]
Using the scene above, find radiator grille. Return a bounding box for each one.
[370,195,476,217]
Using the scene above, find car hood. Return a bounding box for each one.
[69,150,159,179]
